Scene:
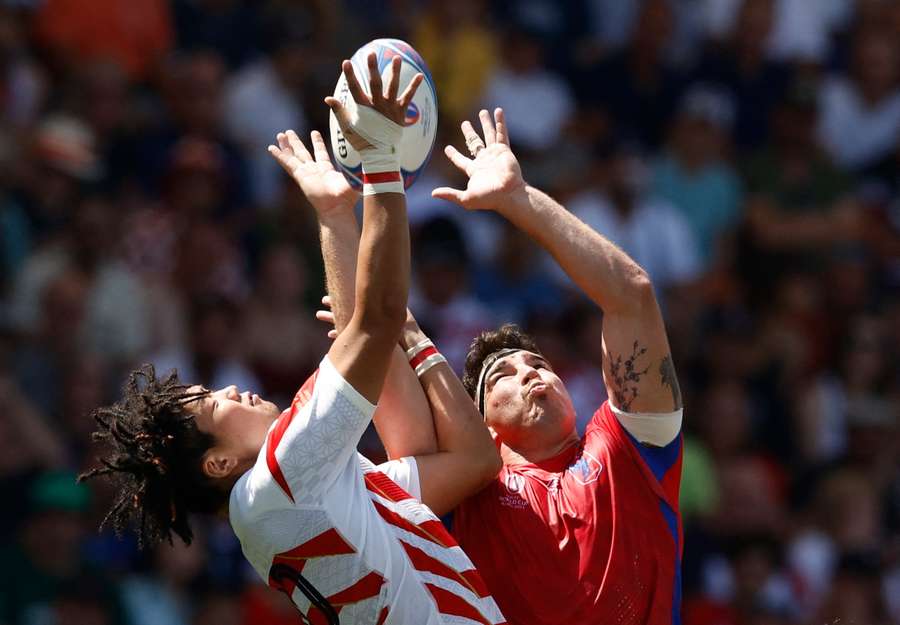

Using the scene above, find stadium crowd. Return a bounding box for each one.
[0,0,899,623]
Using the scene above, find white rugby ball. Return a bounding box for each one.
[329,38,438,191]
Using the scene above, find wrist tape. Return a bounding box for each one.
[352,105,404,196]
[406,339,446,377]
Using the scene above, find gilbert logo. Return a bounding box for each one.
[568,451,603,486]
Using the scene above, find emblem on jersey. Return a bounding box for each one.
[568,450,603,485]
[505,473,525,494]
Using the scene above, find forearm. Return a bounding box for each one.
[320,207,436,456]
[400,325,496,459]
[501,185,652,314]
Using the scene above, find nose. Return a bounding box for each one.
[518,363,540,385]
[225,385,239,400]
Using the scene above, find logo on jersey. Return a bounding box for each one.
[505,473,525,494]
[568,451,603,486]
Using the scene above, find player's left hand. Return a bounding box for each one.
[315,295,340,340]
[432,108,527,213]
[268,130,358,215]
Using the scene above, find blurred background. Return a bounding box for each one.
[0,0,898,624]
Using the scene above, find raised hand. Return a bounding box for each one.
[268,130,357,215]
[324,52,423,152]
[432,108,527,213]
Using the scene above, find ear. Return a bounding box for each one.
[202,450,240,480]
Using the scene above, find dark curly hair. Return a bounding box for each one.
[79,365,229,548]
[462,324,542,402]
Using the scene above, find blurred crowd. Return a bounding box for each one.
[1,0,899,624]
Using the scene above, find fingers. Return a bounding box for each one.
[479,109,496,145]
[341,59,369,106]
[460,120,486,156]
[494,107,510,146]
[432,186,467,206]
[328,329,338,339]
[324,96,351,130]
[444,144,473,174]
[315,309,336,325]
[367,52,383,104]
[286,130,312,162]
[321,295,332,308]
[310,130,331,164]
[386,56,401,101]
[277,132,290,151]
[398,73,424,109]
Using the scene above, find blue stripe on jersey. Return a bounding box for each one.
[623,428,682,484]
[660,501,682,625]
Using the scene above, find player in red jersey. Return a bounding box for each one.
[80,56,506,625]
[429,108,685,625]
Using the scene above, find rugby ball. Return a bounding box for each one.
[329,39,438,190]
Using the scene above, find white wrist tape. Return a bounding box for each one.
[415,352,446,377]
[351,106,404,196]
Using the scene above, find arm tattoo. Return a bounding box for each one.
[659,355,682,410]
[608,341,649,411]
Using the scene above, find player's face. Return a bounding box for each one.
[482,351,576,451]
[187,385,281,478]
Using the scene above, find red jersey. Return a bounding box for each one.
[453,400,683,625]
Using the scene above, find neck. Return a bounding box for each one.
[500,430,580,465]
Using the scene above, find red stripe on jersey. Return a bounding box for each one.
[371,500,452,548]
[424,583,495,625]
[409,346,439,369]
[365,470,414,503]
[376,606,390,625]
[361,171,401,184]
[327,571,385,606]
[400,540,491,598]
[291,369,319,409]
[276,528,356,560]
[266,370,320,502]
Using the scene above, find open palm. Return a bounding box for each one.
[432,108,526,212]
[269,130,357,215]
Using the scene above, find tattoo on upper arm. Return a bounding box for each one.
[608,341,649,412]
[659,355,682,410]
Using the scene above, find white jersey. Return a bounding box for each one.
[229,357,506,625]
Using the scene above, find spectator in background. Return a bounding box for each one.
[224,7,312,207]
[742,79,862,296]
[818,25,900,170]
[149,295,260,393]
[171,0,262,69]
[413,0,497,122]
[241,243,327,403]
[481,24,574,154]
[580,0,683,148]
[33,0,172,82]
[652,85,742,272]
[694,0,791,150]
[409,216,496,371]
[0,472,125,625]
[8,194,151,368]
[558,139,701,300]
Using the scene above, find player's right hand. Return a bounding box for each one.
[268,129,358,215]
[432,108,527,213]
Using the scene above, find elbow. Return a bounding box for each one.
[475,445,502,487]
[629,266,654,299]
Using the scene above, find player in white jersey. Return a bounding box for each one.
[82,54,505,625]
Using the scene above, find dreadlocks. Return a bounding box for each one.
[79,365,228,548]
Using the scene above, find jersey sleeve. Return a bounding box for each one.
[375,456,421,500]
[588,401,683,509]
[262,356,376,504]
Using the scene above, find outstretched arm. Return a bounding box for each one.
[268,103,435,455]
[296,53,419,404]
[434,109,682,420]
